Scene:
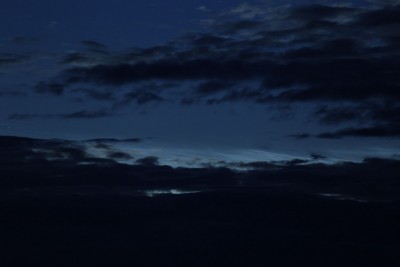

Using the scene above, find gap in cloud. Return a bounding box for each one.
[143,189,202,197]
[318,193,371,203]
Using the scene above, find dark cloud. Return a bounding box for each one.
[0,135,91,164]
[81,40,108,51]
[34,82,64,95]
[207,87,264,104]
[2,135,398,182]
[0,53,30,66]
[8,109,112,120]
[63,59,269,86]
[310,153,327,160]
[314,102,400,131]
[283,158,309,166]
[60,52,92,65]
[288,133,312,140]
[1,135,400,205]
[357,5,400,26]
[31,3,400,138]
[230,160,275,170]
[86,138,141,143]
[291,124,400,139]
[0,90,27,97]
[115,90,164,107]
[8,36,38,45]
[315,105,366,125]
[73,88,115,101]
[61,109,112,119]
[7,114,54,120]
[317,124,400,139]
[281,38,364,60]
[290,4,357,21]
[188,33,231,47]
[230,158,310,169]
[195,80,234,95]
[135,156,159,166]
[0,136,142,166]
[129,44,177,61]
[107,151,133,160]
[222,20,262,34]
[84,138,141,154]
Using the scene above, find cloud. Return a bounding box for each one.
[368,0,400,5]
[291,121,400,139]
[317,124,400,139]
[310,153,327,160]
[1,135,400,203]
[222,20,263,34]
[61,109,112,119]
[8,36,39,45]
[63,60,268,85]
[195,80,234,95]
[287,133,310,139]
[0,135,92,164]
[135,156,159,166]
[0,53,31,66]
[0,90,27,97]
[290,4,357,21]
[107,151,133,160]
[229,3,267,19]
[314,105,367,125]
[197,6,210,12]
[0,135,145,166]
[114,90,164,107]
[8,109,112,120]
[8,114,54,120]
[60,52,92,65]
[73,88,115,101]
[34,82,64,95]
[85,138,141,143]
[81,40,109,52]
[357,5,400,26]
[314,102,400,134]
[187,33,231,47]
[30,2,400,138]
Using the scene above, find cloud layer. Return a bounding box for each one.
[4,2,400,139]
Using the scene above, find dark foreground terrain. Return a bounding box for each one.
[1,188,399,267]
[1,136,400,266]
[2,181,399,266]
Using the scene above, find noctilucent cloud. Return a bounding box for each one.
[1,0,400,166]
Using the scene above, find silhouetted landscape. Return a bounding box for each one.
[2,0,400,265]
[1,136,399,266]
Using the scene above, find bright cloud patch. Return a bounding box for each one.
[143,189,202,197]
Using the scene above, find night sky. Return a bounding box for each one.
[1,0,400,166]
[1,1,400,266]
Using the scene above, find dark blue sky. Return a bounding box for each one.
[1,0,400,166]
